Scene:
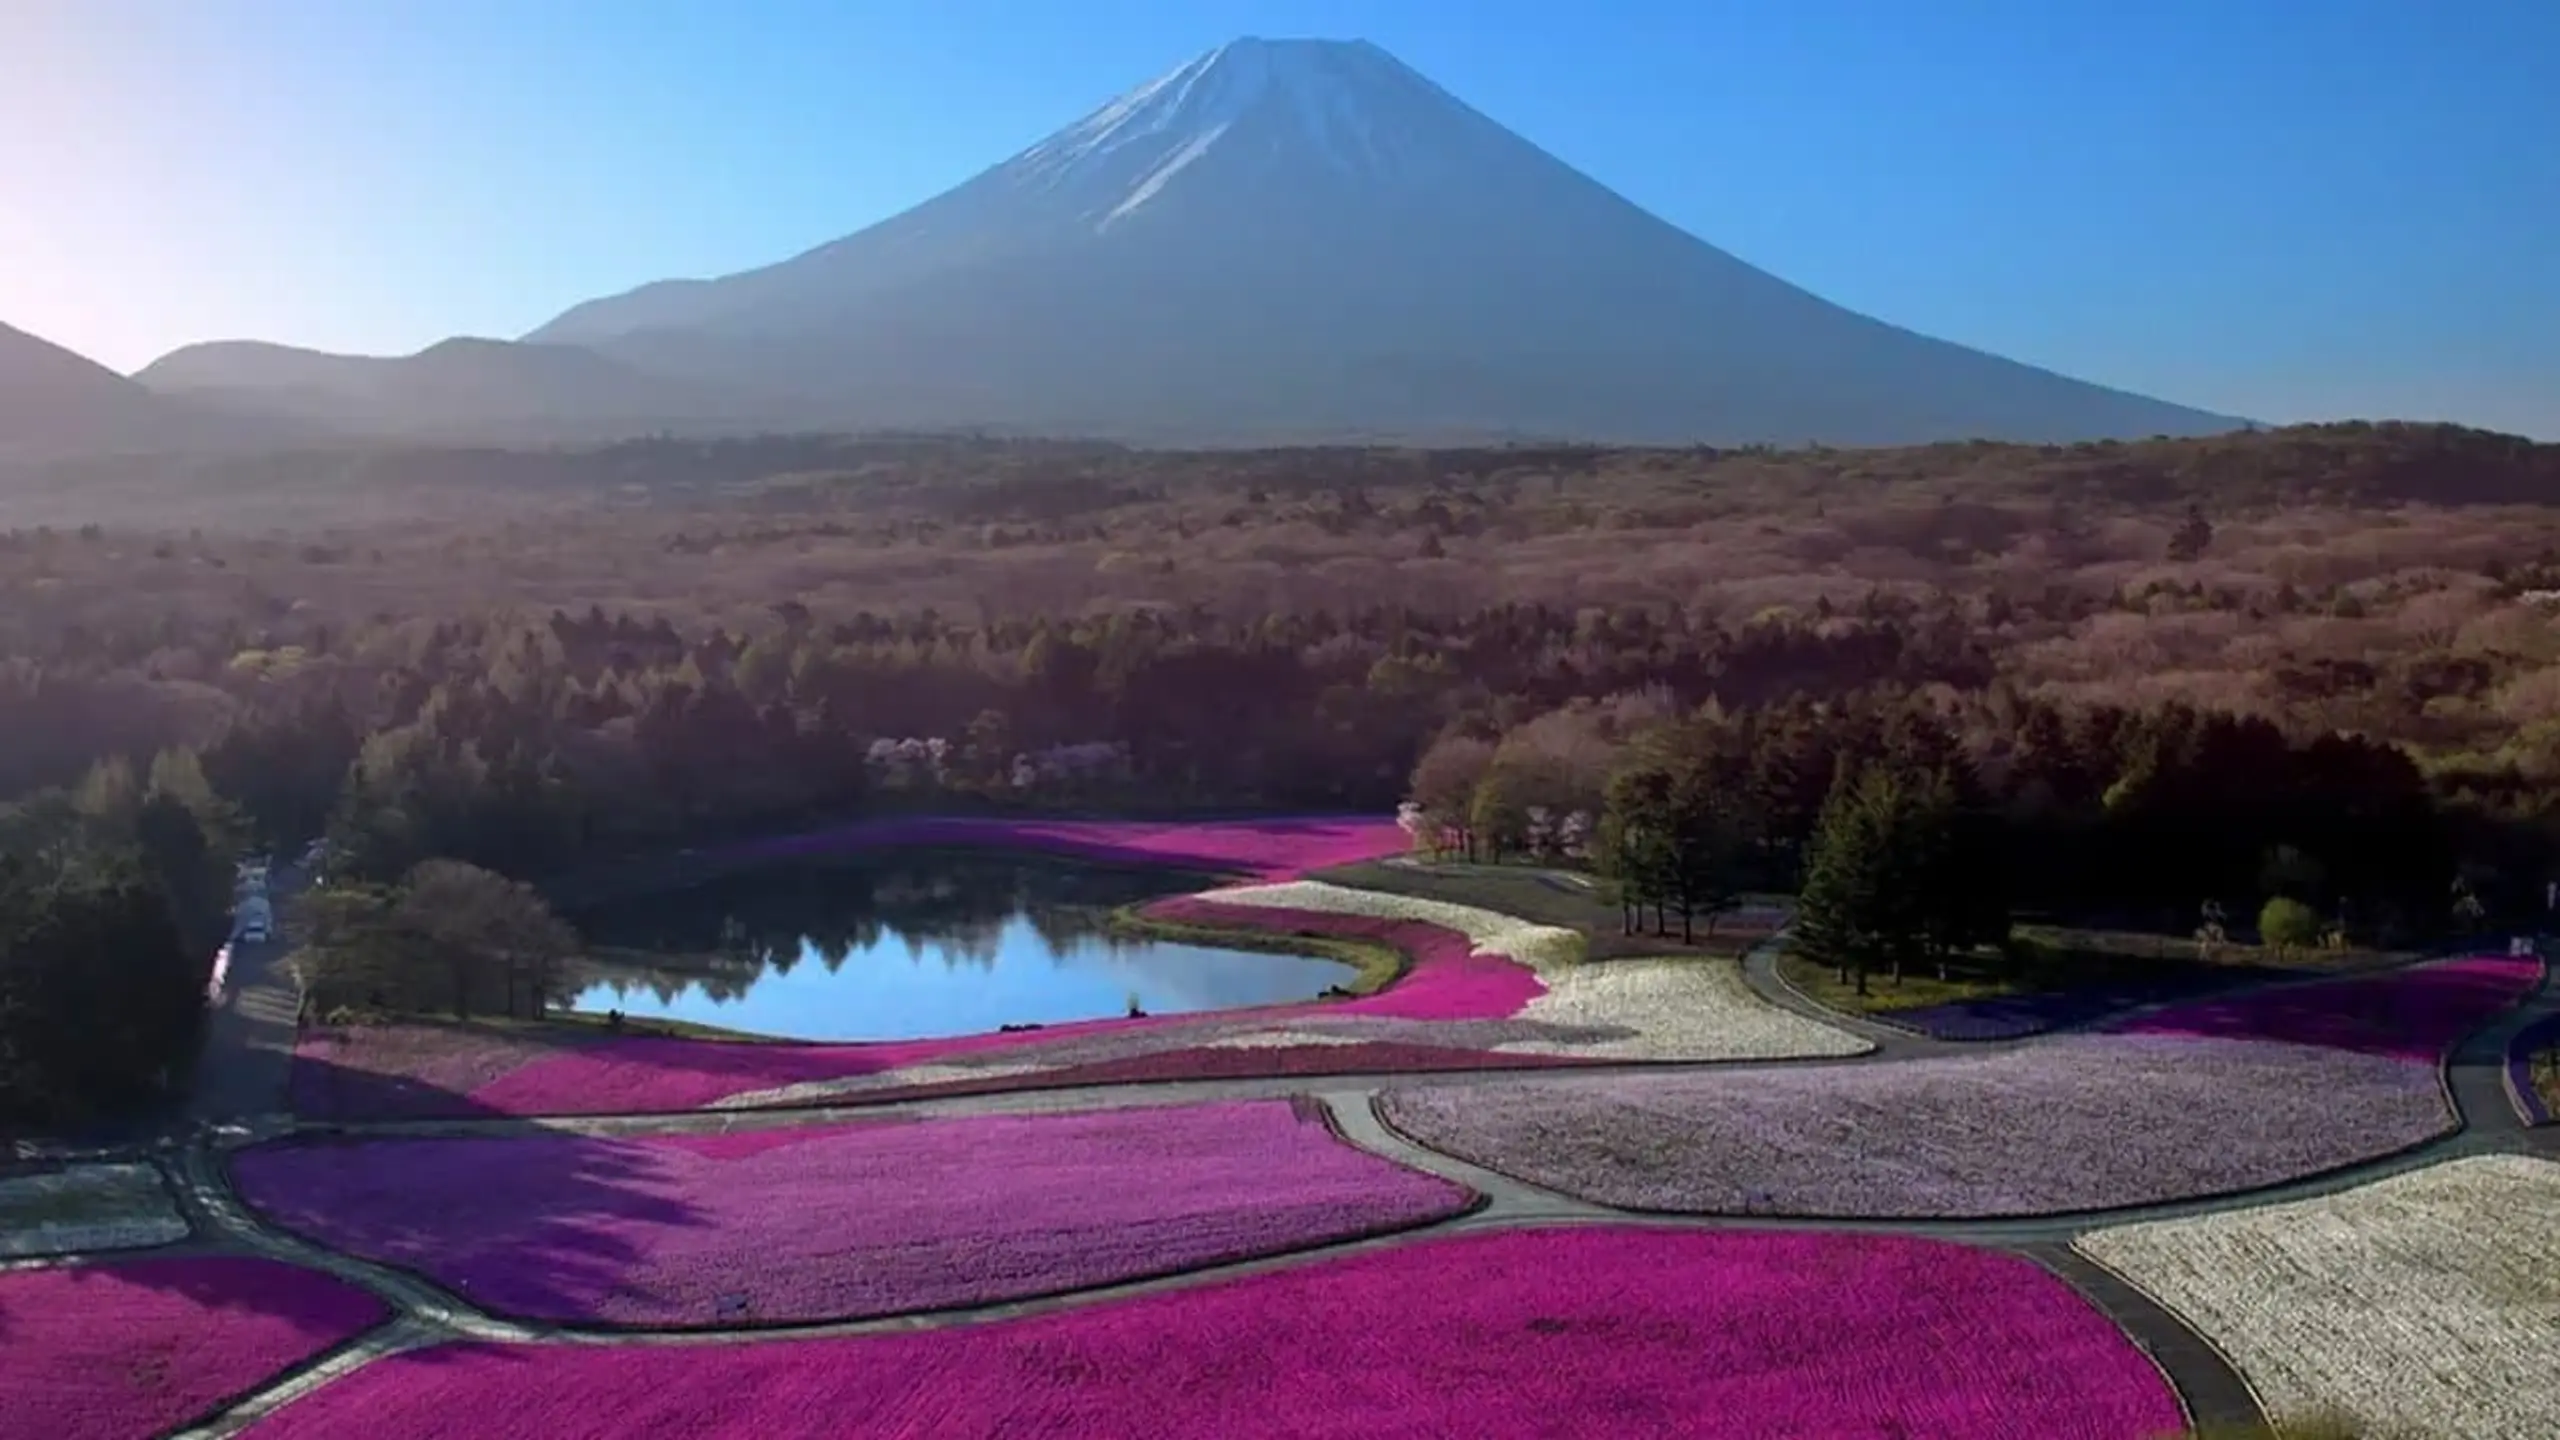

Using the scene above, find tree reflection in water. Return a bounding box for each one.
[568,853,1227,1008]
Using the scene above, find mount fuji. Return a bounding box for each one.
[142,38,2241,447]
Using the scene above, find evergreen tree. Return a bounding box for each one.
[1598,765,1676,935]
[1795,765,1891,995]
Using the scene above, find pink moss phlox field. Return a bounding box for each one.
[3,1255,388,1440]
[1140,899,1548,1019]
[2108,955,2543,1061]
[725,815,1411,881]
[232,1100,1472,1327]
[1380,1033,2459,1217]
[240,1228,2180,1440]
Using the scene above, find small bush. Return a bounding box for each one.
[2258,895,2324,954]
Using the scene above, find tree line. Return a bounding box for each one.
[6,587,2555,1129]
[1411,689,2530,988]
[0,758,238,1131]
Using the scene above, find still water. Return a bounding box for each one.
[565,853,1354,1042]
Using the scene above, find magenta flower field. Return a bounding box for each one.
[232,1100,1471,1326]
[722,814,1411,881]
[236,1228,2182,1440]
[2,1255,388,1440]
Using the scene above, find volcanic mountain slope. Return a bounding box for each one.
[138,37,2241,447]
[0,321,291,460]
[522,37,2240,446]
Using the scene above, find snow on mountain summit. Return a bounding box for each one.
[1001,37,1511,226]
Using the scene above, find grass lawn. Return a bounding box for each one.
[1312,858,1779,961]
[2533,1041,2560,1120]
[1775,925,2396,1018]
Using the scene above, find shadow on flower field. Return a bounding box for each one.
[232,1124,716,1325]
[229,1100,1476,1328]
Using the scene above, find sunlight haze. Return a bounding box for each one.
[1,0,2552,436]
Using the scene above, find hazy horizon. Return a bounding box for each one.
[3,0,2553,439]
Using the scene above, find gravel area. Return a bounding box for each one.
[231,1099,1471,1327]
[2078,1154,2560,1440]
[1381,1033,2461,1216]
[235,1228,2181,1440]
[0,1163,188,1257]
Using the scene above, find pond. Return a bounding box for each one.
[563,853,1357,1042]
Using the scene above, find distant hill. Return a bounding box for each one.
[0,321,291,461]
[135,336,778,443]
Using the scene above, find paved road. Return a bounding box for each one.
[185,863,309,1126]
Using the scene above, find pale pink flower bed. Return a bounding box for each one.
[1380,956,2547,1217]
[241,1228,2182,1440]
[723,814,1412,881]
[3,1255,388,1440]
[232,1100,1473,1327]
[2107,955,2543,1060]
[294,902,1561,1120]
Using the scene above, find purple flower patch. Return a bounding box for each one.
[1382,1033,2464,1217]
[232,1099,1473,1327]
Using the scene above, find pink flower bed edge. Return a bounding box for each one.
[238,1227,2183,1440]
[2108,954,2544,1062]
[1,1255,390,1440]
[297,899,1549,1119]
[232,1099,1478,1328]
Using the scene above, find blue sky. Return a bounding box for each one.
[3,0,2552,436]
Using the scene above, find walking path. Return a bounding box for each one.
[18,908,2558,1439]
[185,864,313,1127]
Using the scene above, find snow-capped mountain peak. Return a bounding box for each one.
[496,37,2241,447]
[1003,37,1496,225]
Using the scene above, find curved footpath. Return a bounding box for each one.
[13,912,2559,1440]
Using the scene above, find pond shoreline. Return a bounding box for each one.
[549,842,1391,1045]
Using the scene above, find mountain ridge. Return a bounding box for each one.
[126,36,2242,448]
[0,320,299,461]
